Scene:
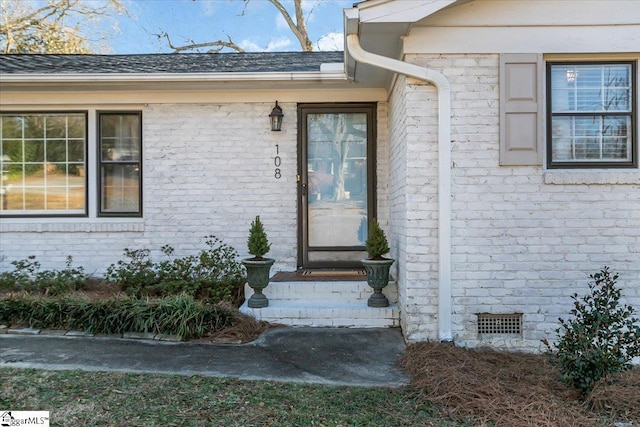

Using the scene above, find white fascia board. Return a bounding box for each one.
[0,70,347,84]
[357,0,458,23]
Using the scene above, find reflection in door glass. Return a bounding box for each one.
[307,113,368,247]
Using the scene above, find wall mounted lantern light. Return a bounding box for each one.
[269,101,284,131]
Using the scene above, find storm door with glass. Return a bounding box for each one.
[298,104,376,269]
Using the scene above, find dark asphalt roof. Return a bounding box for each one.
[0,52,344,74]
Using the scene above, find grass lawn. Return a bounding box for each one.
[0,368,464,427]
[2,344,639,426]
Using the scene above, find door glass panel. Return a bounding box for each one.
[307,113,368,248]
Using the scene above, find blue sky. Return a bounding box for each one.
[109,0,353,54]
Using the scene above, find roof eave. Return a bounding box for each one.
[355,0,459,24]
[344,0,461,85]
[0,70,348,84]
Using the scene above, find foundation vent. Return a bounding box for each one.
[477,313,522,336]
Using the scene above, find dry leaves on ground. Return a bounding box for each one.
[399,342,640,427]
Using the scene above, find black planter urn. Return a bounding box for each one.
[242,258,275,308]
[361,258,395,307]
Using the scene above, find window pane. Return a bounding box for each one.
[604,89,630,111]
[603,116,631,160]
[0,113,86,214]
[46,139,67,162]
[99,113,142,215]
[307,112,368,247]
[100,115,118,137]
[45,116,66,138]
[68,139,85,162]
[2,116,23,138]
[24,139,44,162]
[67,116,85,139]
[2,140,21,160]
[100,115,141,161]
[551,64,632,113]
[101,164,140,213]
[23,116,45,138]
[551,115,631,162]
[549,63,634,166]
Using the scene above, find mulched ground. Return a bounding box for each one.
[399,341,640,427]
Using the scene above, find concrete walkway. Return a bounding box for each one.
[0,327,409,387]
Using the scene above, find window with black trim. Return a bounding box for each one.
[0,111,142,217]
[547,62,636,168]
[98,112,142,216]
[0,112,87,215]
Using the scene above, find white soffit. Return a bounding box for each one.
[344,0,460,87]
[413,0,640,26]
[357,0,458,23]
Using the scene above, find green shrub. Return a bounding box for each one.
[543,267,640,395]
[105,236,245,303]
[246,215,271,259]
[365,218,390,259]
[0,255,87,295]
[0,293,236,339]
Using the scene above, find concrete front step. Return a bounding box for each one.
[244,280,398,304]
[240,279,400,328]
[240,300,400,328]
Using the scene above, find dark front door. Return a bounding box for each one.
[298,103,376,269]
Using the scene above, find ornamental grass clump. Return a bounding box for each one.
[365,218,390,260]
[543,267,640,396]
[0,293,236,339]
[247,215,271,260]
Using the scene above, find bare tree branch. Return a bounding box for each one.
[160,0,314,54]
[268,0,312,52]
[0,0,125,54]
[158,32,245,54]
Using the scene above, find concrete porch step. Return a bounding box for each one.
[240,300,400,328]
[244,280,398,304]
[239,279,400,328]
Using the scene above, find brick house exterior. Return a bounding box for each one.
[1,0,638,351]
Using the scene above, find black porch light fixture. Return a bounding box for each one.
[269,101,284,131]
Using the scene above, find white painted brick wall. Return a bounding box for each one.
[1,101,391,281]
[388,74,409,333]
[388,73,441,339]
[1,102,299,275]
[142,102,298,270]
[396,54,640,351]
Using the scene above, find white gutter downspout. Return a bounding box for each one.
[346,34,452,342]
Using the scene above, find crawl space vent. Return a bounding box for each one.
[477,313,522,336]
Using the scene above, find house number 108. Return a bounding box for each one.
[274,144,282,179]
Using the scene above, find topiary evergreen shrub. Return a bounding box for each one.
[365,218,390,260]
[246,215,271,259]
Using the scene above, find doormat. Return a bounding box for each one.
[271,270,366,282]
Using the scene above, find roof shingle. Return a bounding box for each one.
[0,52,344,74]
